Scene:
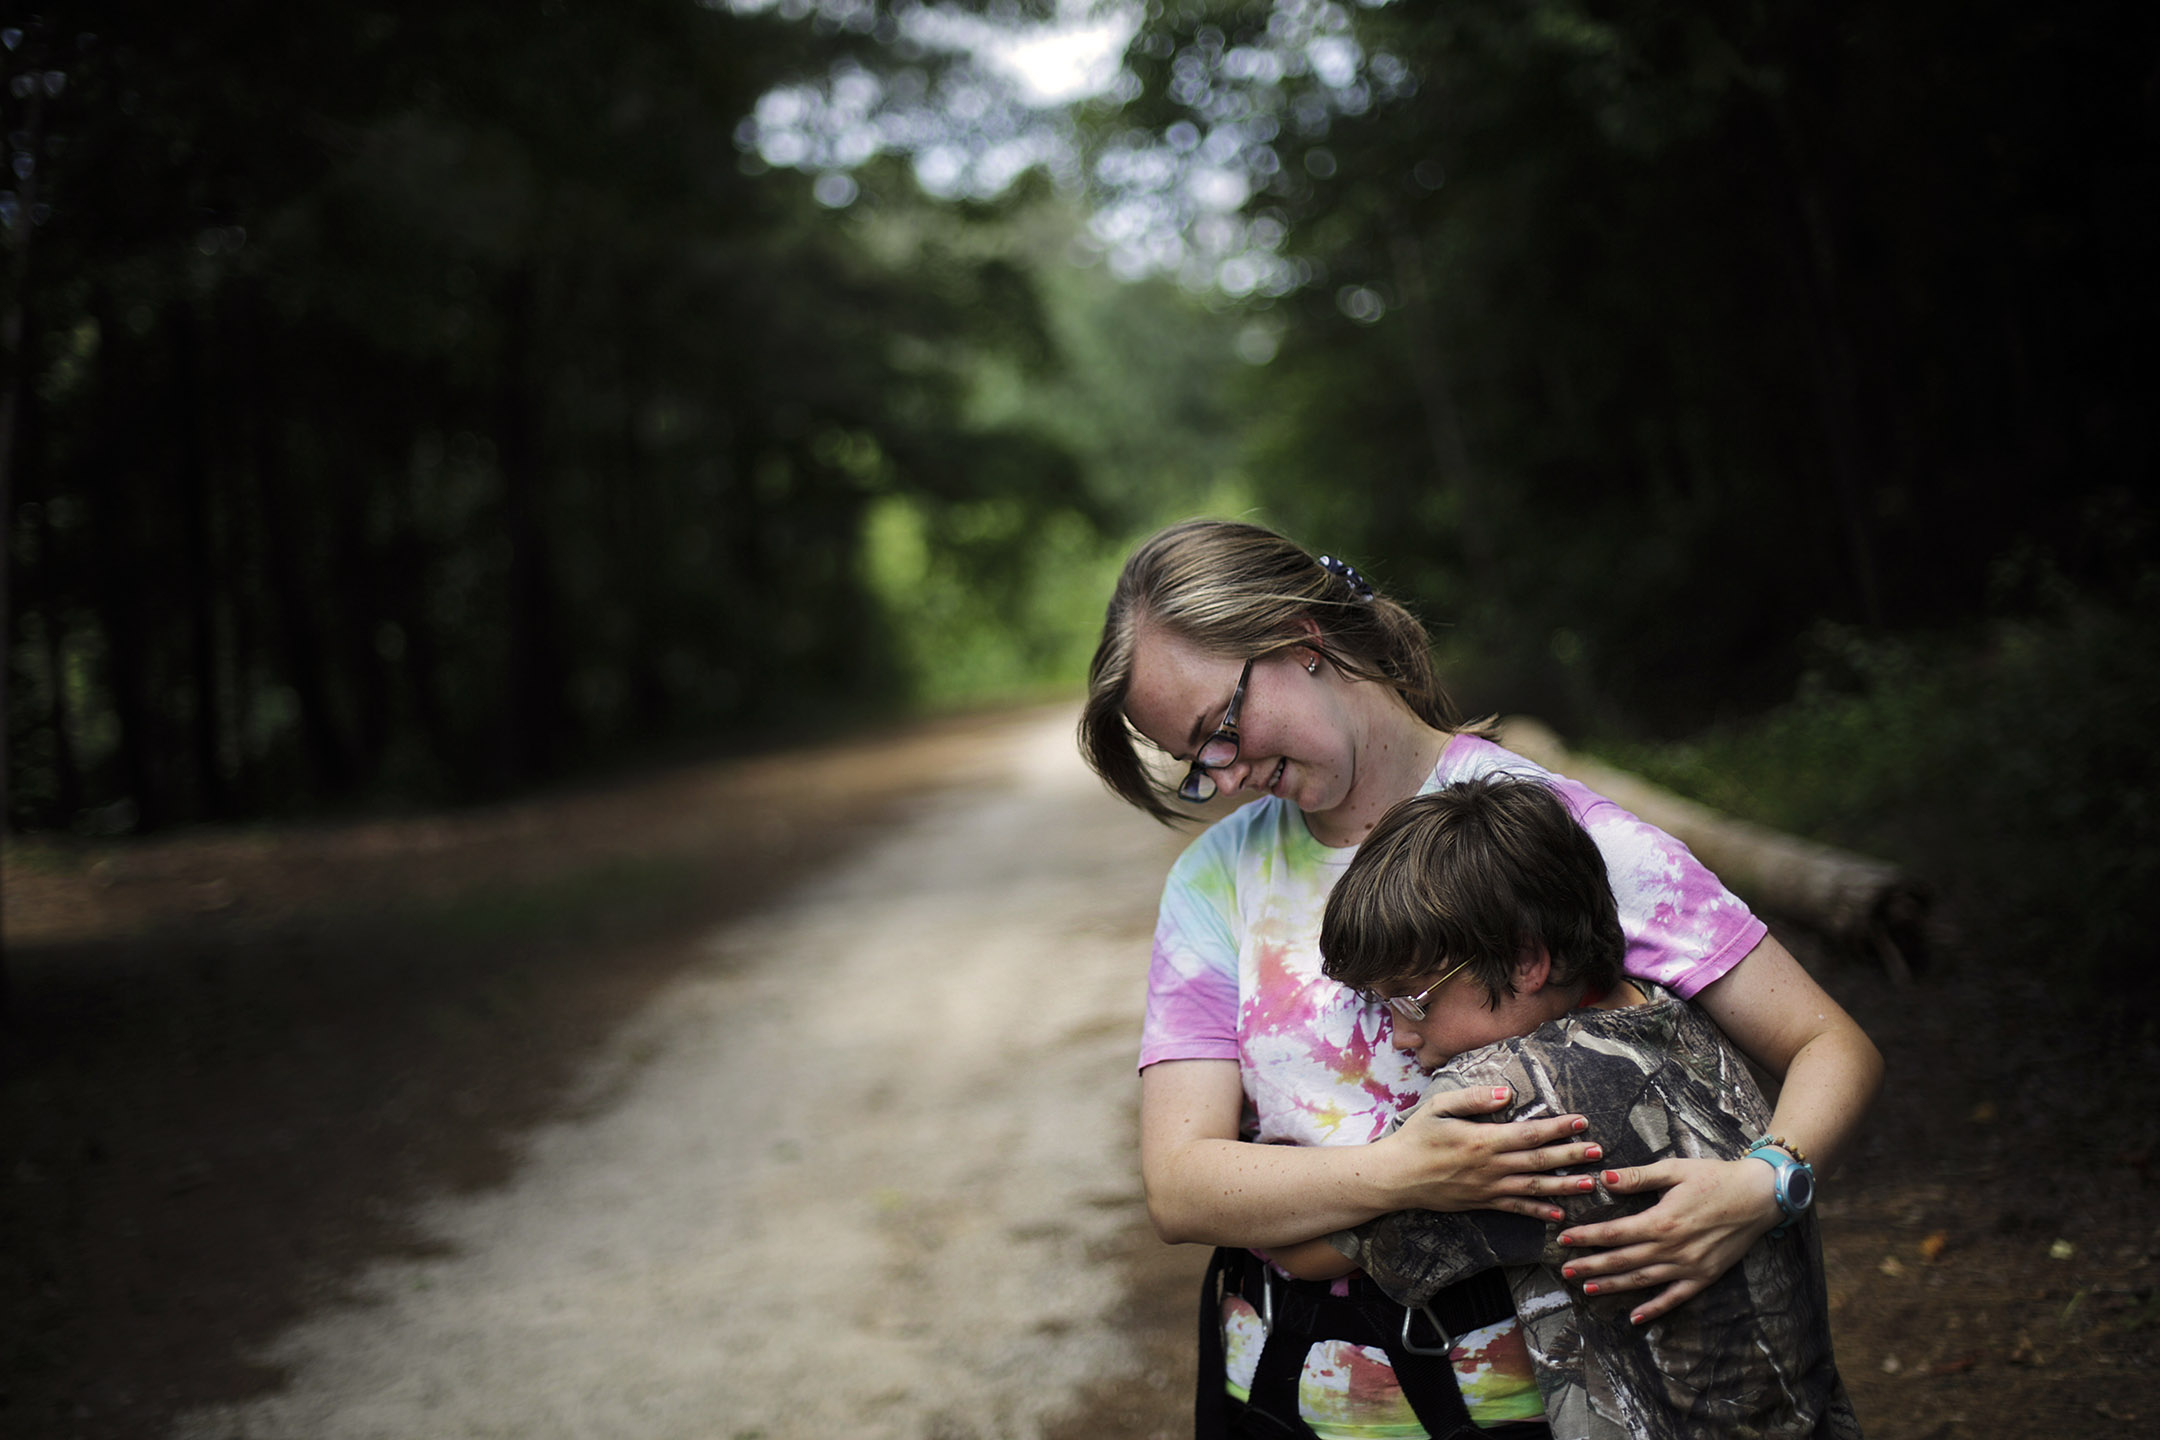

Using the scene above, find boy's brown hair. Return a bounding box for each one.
[1321,775,1625,1007]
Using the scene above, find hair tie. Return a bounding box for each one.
[1316,554,1375,601]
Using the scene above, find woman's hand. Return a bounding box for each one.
[1139,1063,1596,1248]
[1381,1085,1601,1220]
[1552,1156,1780,1324]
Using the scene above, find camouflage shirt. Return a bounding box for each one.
[1328,985,1861,1440]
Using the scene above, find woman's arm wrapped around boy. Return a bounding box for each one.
[1330,988,1861,1440]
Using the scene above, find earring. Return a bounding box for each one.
[1306,658,1319,675]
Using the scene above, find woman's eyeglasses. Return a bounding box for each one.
[1359,958,1473,1020]
[1176,658,1254,803]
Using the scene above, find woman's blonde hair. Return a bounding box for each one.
[1079,518,1477,822]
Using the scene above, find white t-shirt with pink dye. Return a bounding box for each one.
[1141,733,1768,1438]
[1141,733,1765,1128]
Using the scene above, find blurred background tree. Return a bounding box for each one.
[2,1,1240,831]
[1099,0,2155,725]
[1070,0,2158,991]
[5,0,2155,987]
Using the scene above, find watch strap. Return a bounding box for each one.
[1744,1142,1815,1239]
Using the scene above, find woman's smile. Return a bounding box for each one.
[1124,630,1329,802]
[1122,619,1429,841]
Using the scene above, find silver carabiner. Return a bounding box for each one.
[1259,1265,1277,1336]
[1399,1301,1453,1356]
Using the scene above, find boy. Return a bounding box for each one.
[1280,775,1859,1440]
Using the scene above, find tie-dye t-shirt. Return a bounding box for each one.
[1141,733,1767,1433]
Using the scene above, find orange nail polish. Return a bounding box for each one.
[1585,1145,1604,1161]
[1602,1170,1621,1185]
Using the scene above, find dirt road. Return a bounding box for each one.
[6,703,2154,1440]
[149,707,1186,1440]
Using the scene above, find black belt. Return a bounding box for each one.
[1196,1247,1527,1440]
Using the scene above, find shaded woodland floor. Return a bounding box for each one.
[4,706,2157,1439]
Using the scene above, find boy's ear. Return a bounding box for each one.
[1513,945,1554,994]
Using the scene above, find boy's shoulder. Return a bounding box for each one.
[1433,993,1680,1104]
[1433,986,1768,1149]
[1442,982,1693,1071]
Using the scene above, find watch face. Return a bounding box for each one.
[1785,1165,1816,1213]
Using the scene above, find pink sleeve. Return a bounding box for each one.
[1552,779,1768,999]
[1136,835,1243,1070]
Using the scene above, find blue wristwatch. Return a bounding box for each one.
[1744,1142,1816,1239]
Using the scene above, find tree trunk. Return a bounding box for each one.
[21,377,83,821]
[173,301,230,817]
[1750,92,1885,627]
[497,265,563,782]
[244,300,353,797]
[1387,227,1497,595]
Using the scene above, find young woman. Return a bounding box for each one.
[1078,519,1882,1440]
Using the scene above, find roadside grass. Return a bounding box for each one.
[1588,580,2160,1003]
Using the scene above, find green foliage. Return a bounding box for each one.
[14,0,2155,848]
[861,494,1112,706]
[856,202,1252,707]
[1088,2,2160,998]
[1115,0,2160,734]
[1596,577,2160,993]
[4,3,1207,830]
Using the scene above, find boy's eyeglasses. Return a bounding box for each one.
[1359,957,1474,1021]
[1176,657,1254,803]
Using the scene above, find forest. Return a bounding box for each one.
[4,0,2157,980]
[4,5,2159,1436]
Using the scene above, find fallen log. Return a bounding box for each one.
[1496,717,1931,984]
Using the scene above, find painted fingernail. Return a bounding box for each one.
[1583,1282,1600,1295]
[1631,1312,1647,1326]
[1492,1087,1510,1101]
[1548,1209,1565,1222]
[1602,1170,1621,1185]
[1571,1117,1588,1132]
[1576,1177,1594,1192]
[1557,1233,1575,1246]
[1585,1145,1604,1160]
[1561,1267,1576,1280]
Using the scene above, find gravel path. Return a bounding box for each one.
[170,709,1186,1440]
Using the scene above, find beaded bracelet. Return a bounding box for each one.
[1751,1134,1809,1166]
